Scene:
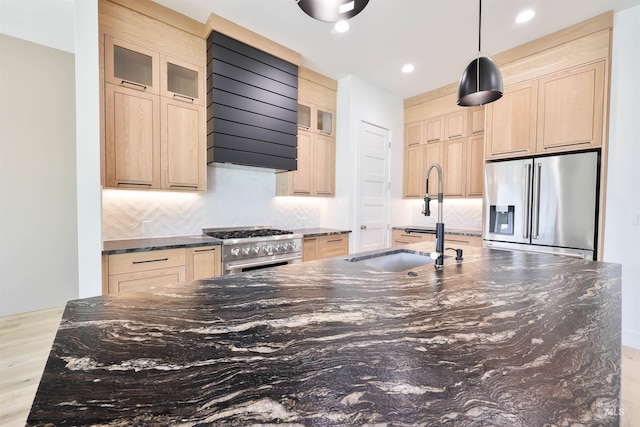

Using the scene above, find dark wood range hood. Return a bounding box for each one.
[206,31,299,171]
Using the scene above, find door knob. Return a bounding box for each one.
[360,225,367,229]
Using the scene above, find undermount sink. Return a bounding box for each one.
[346,249,445,272]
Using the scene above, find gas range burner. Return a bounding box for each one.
[205,228,294,240]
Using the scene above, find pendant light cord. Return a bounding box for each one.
[478,0,482,52]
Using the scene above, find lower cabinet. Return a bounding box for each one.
[186,246,221,281]
[392,230,434,248]
[391,229,482,248]
[302,234,349,262]
[103,245,221,294]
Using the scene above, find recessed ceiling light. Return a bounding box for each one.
[334,20,350,33]
[515,9,535,24]
[402,64,415,73]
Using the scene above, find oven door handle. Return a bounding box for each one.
[224,257,300,272]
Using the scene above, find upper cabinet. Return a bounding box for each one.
[277,68,337,197]
[536,61,605,153]
[403,106,484,199]
[485,80,538,159]
[99,2,206,192]
[486,60,606,159]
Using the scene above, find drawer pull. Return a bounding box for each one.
[194,248,216,253]
[120,80,147,91]
[327,239,343,243]
[173,93,194,103]
[133,258,168,265]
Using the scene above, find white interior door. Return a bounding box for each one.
[356,121,390,252]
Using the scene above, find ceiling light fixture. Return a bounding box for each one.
[402,64,415,73]
[457,0,503,107]
[515,9,535,24]
[296,0,369,23]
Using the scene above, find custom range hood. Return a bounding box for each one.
[207,31,299,171]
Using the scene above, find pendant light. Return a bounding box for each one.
[296,0,369,23]
[457,0,503,106]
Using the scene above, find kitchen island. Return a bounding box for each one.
[27,244,621,426]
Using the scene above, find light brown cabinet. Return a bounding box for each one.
[276,76,337,197]
[302,234,349,262]
[103,35,206,191]
[403,142,443,199]
[392,229,434,247]
[486,61,605,159]
[444,110,467,140]
[104,245,222,294]
[186,246,221,281]
[277,130,335,196]
[425,116,443,143]
[105,248,187,294]
[392,229,482,248]
[485,80,538,159]
[404,107,484,199]
[105,83,160,188]
[536,61,605,152]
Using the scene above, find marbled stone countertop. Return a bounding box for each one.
[102,235,222,255]
[28,244,621,426]
[289,227,352,237]
[393,225,482,237]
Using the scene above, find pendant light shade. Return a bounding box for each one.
[457,0,503,106]
[297,0,369,23]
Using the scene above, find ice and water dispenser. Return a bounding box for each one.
[488,205,515,235]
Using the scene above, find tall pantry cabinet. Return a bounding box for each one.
[99,0,207,192]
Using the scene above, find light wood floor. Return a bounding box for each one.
[1,307,639,426]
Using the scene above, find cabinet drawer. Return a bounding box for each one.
[108,266,186,294]
[318,234,348,246]
[108,248,186,275]
[445,235,482,247]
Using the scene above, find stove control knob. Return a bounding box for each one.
[283,243,291,251]
[252,246,260,255]
[242,247,250,256]
[231,248,240,256]
[264,245,273,254]
[289,242,297,250]
[273,244,281,252]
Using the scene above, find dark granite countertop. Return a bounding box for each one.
[393,225,482,237]
[28,244,621,425]
[102,235,221,255]
[289,227,352,237]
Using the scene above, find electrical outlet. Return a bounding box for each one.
[634,212,640,226]
[142,221,152,234]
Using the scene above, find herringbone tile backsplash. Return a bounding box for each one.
[102,165,481,240]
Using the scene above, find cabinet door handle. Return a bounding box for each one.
[426,137,439,142]
[169,184,199,190]
[543,140,590,149]
[120,80,147,91]
[194,248,216,253]
[173,93,195,103]
[492,148,528,156]
[117,182,152,188]
[472,130,484,135]
[448,134,462,139]
[133,258,168,265]
[327,239,343,243]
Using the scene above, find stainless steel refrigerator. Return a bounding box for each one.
[483,150,599,260]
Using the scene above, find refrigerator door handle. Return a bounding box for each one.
[523,164,531,239]
[532,162,542,239]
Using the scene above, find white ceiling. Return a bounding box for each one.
[153,0,640,99]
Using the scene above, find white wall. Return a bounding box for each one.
[0,0,102,315]
[605,5,640,349]
[0,34,79,314]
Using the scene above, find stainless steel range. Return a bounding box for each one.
[203,226,302,275]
